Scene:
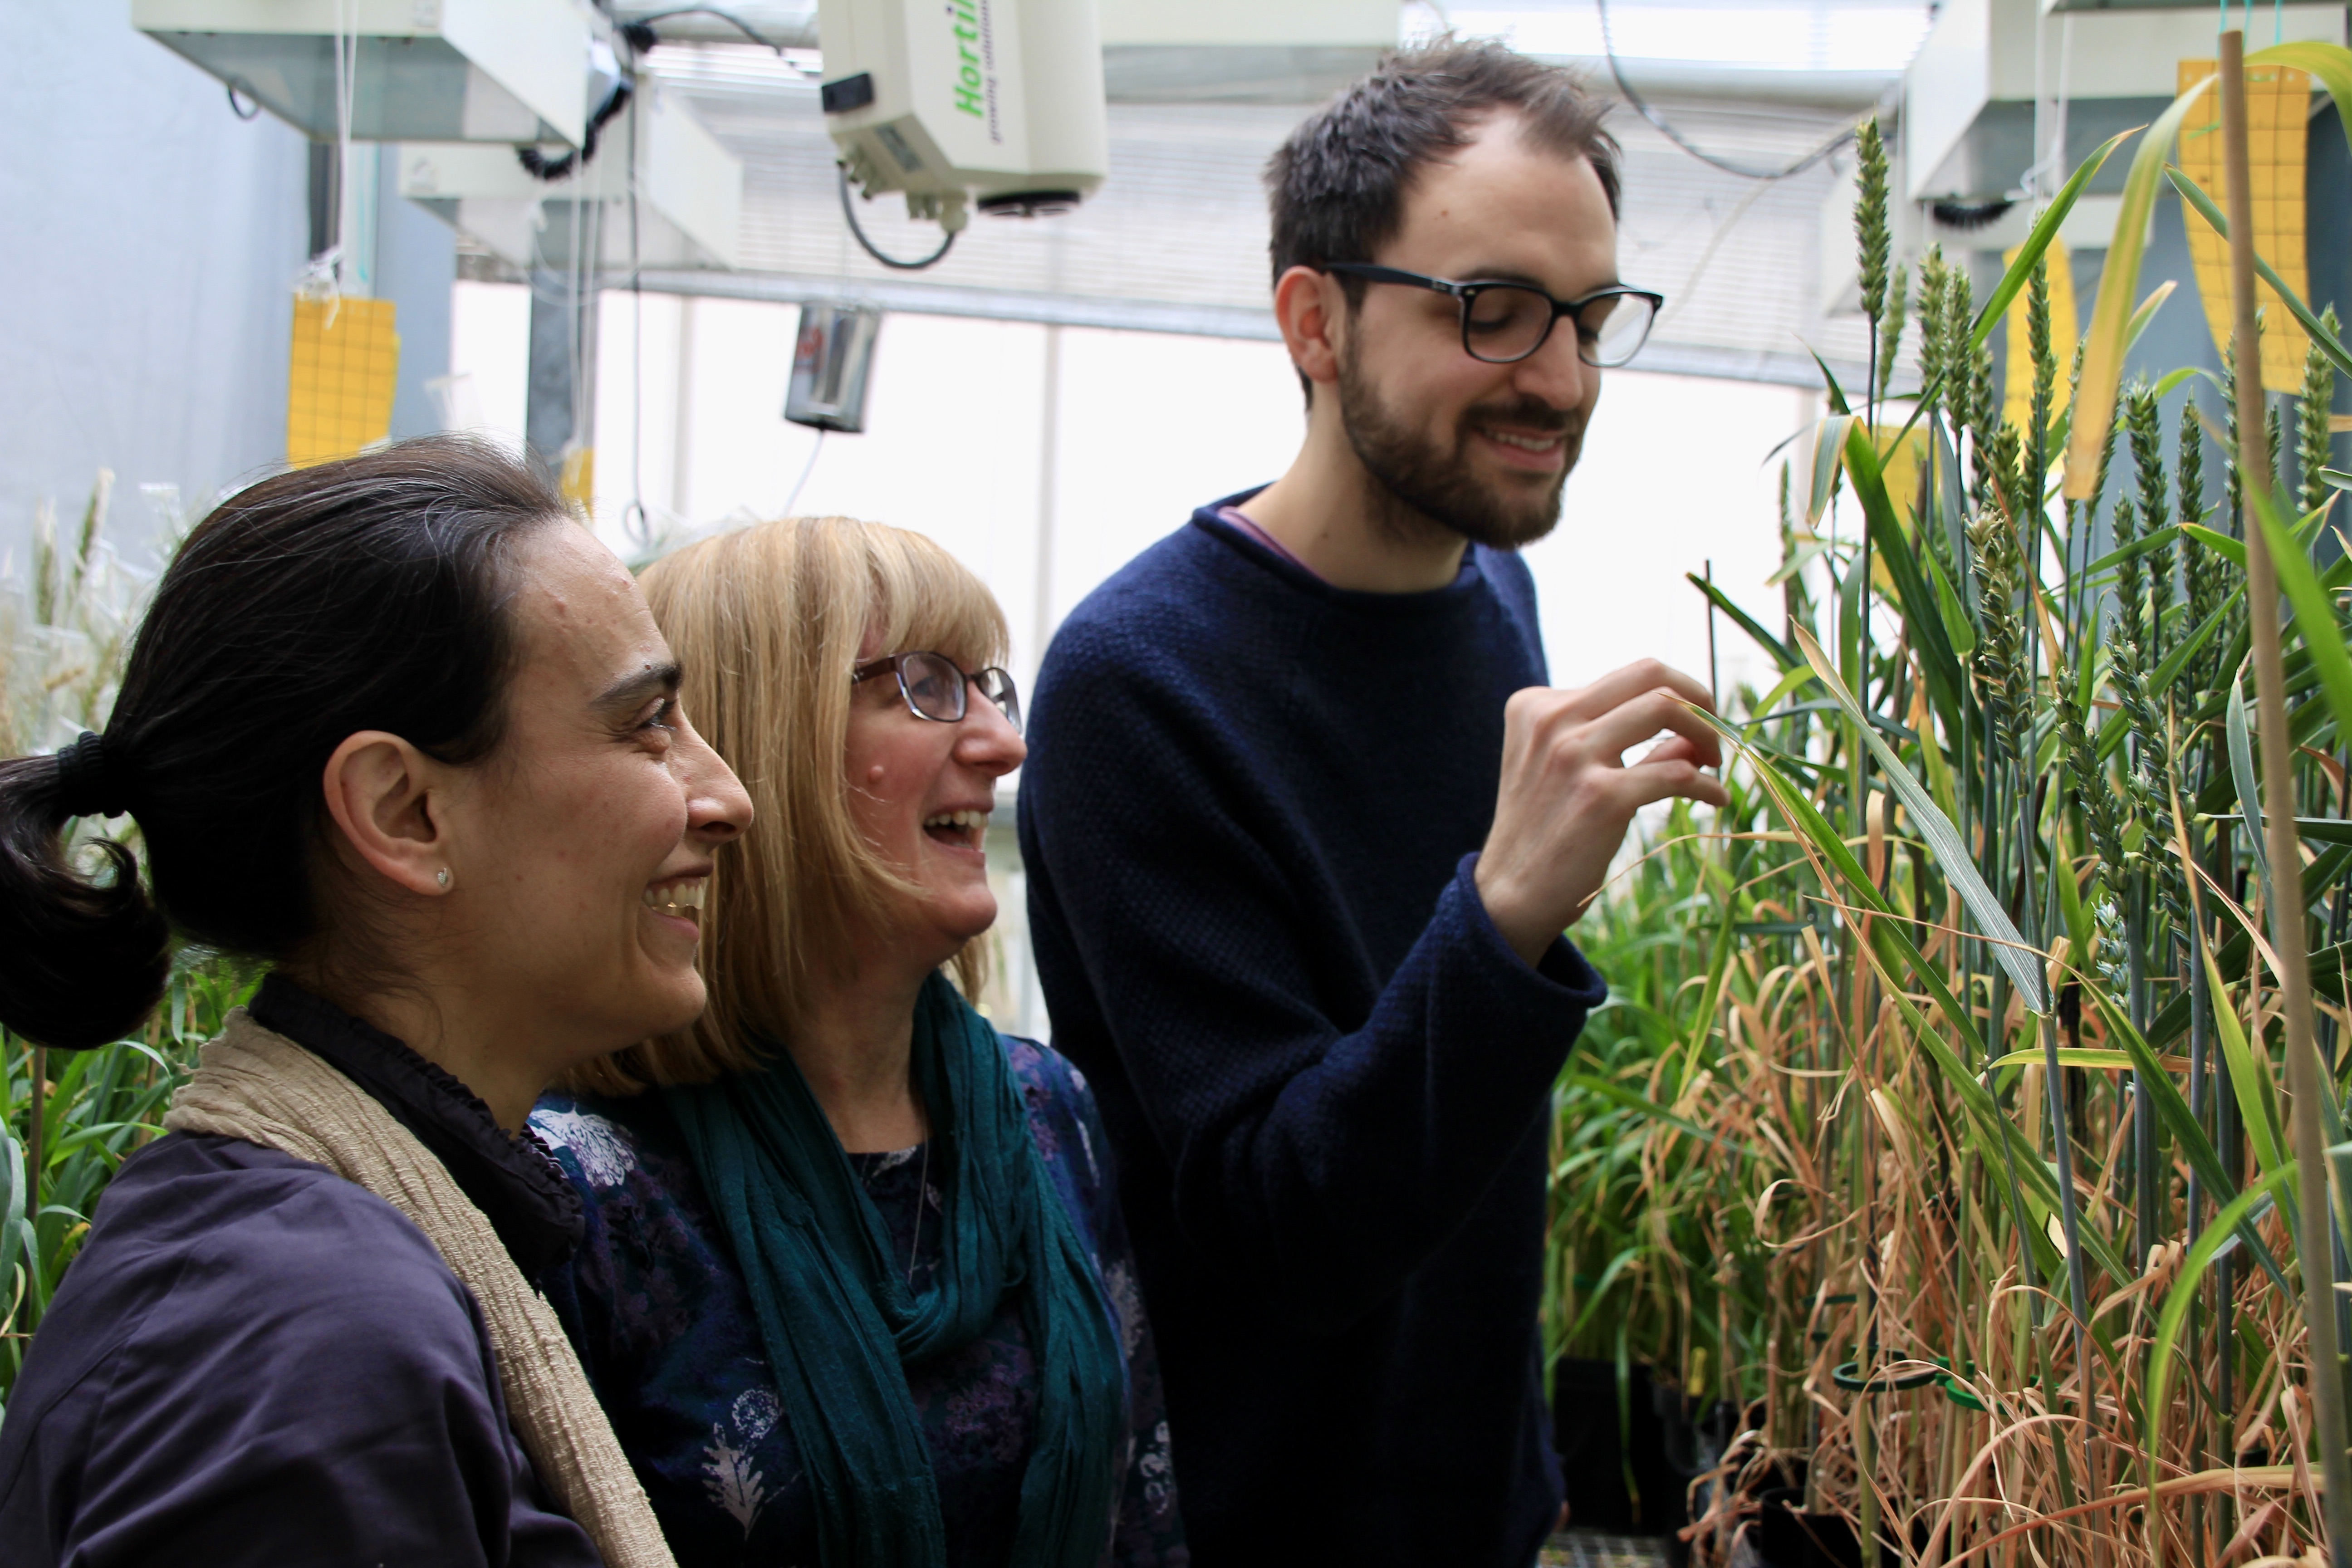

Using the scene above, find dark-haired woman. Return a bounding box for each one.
[0,436,751,1568]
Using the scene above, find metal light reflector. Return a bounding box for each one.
[396,83,745,271]
[132,0,594,147]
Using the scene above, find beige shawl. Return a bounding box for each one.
[164,1009,675,1568]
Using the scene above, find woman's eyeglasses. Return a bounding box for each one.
[1321,264,1663,368]
[851,651,1023,735]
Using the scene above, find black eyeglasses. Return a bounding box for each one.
[1322,264,1664,368]
[852,650,1022,735]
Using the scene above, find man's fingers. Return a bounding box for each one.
[1581,689,1725,767]
[1553,659,1715,722]
[1638,732,1706,768]
[1622,755,1731,811]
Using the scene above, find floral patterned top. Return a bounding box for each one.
[529,1036,1186,1568]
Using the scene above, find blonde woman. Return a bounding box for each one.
[531,517,1185,1568]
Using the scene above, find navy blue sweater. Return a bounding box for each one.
[0,980,599,1567]
[1017,500,1608,1568]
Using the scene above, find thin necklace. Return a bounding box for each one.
[906,1105,931,1288]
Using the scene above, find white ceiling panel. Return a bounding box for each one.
[606,12,1916,387]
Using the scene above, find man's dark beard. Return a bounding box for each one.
[1336,346,1580,552]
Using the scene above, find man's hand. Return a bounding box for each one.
[1474,659,1729,966]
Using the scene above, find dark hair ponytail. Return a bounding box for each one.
[0,435,568,1050]
[0,751,169,1050]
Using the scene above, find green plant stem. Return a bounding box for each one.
[1978,707,2082,1509]
[2184,825,2213,1503]
[26,1044,41,1221]
[2022,729,2100,1490]
[2221,29,2352,1563]
[2214,847,2242,1538]
[2128,895,2155,1265]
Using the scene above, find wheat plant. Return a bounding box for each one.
[1551,45,2352,1565]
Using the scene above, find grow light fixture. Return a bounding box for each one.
[816,0,1110,235]
[132,0,599,149]
[1900,0,2342,211]
[395,81,745,271]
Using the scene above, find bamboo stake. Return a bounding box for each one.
[2220,28,2352,1562]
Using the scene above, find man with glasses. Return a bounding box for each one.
[1019,39,1727,1568]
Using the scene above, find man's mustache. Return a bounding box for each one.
[1460,398,1579,437]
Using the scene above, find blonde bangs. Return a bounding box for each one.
[563,515,1007,1097]
[863,525,1009,679]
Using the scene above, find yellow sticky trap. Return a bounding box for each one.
[2176,58,2311,392]
[2001,239,2078,437]
[559,446,596,512]
[287,297,399,468]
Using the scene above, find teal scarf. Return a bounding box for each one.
[664,974,1128,1567]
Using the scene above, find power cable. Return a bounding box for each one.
[518,10,784,183]
[519,82,632,181]
[328,0,356,290]
[623,9,952,270]
[785,430,827,514]
[623,6,786,51]
[622,99,654,554]
[1593,0,1858,181]
[1657,177,1774,325]
[225,77,261,120]
[838,169,956,270]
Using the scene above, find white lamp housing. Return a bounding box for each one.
[815,0,1110,232]
[133,0,602,147]
[395,82,744,271]
[1901,0,2344,206]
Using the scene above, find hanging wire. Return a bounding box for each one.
[624,6,787,51]
[838,170,957,270]
[225,76,261,120]
[528,154,598,488]
[2020,5,2076,200]
[784,430,827,515]
[2050,13,2073,196]
[1593,0,1858,181]
[621,98,654,554]
[309,0,358,307]
[333,0,354,266]
[572,169,599,492]
[519,83,633,181]
[1658,179,1774,325]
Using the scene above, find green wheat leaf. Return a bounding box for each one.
[1794,626,2046,1013]
[1686,572,1797,670]
[2227,664,2275,915]
[2144,1163,2297,1553]
[2250,481,2352,745]
[2203,927,2290,1204]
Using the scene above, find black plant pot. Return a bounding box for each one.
[1747,1489,1911,1568]
[1749,1491,1861,1568]
[1550,1360,1737,1544]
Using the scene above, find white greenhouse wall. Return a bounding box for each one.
[0,7,458,576]
[0,5,309,567]
[562,288,1812,704]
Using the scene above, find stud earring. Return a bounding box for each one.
[436,867,451,890]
